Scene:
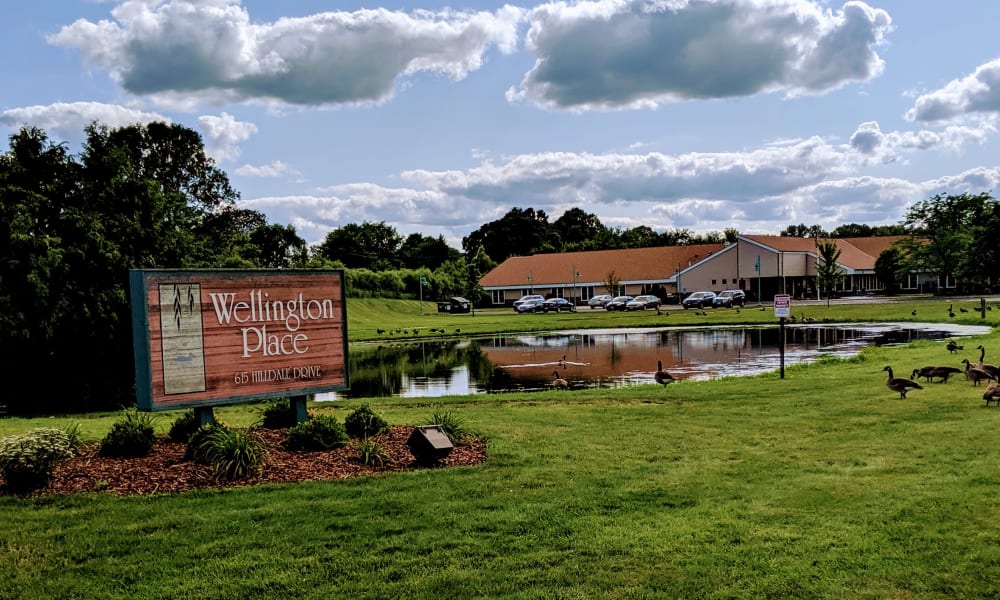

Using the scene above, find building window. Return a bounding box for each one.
[579,286,594,301]
[722,279,727,285]
[711,279,717,285]
[491,290,506,305]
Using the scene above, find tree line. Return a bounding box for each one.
[3,121,998,413]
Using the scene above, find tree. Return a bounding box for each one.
[314,221,402,270]
[815,239,844,307]
[1,122,250,414]
[461,207,555,262]
[553,208,606,251]
[781,223,828,238]
[874,246,906,295]
[898,192,994,294]
[603,270,622,296]
[465,244,496,310]
[399,233,459,270]
[249,222,308,268]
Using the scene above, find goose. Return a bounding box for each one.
[883,366,922,398]
[961,359,996,386]
[910,365,962,383]
[654,360,677,387]
[946,340,964,354]
[983,382,1000,407]
[551,371,569,389]
[974,345,1000,379]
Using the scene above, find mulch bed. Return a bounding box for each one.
[3,426,486,497]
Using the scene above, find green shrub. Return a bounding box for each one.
[62,422,84,453]
[261,398,298,429]
[99,409,156,458]
[356,436,392,467]
[199,427,266,481]
[186,422,230,464]
[344,404,389,439]
[0,428,75,492]
[168,410,201,443]
[428,406,466,444]
[286,415,348,452]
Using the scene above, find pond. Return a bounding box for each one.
[317,322,989,400]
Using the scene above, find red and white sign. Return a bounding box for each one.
[773,294,791,318]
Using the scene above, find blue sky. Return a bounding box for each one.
[4,1,1000,248]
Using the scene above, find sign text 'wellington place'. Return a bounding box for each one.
[130,270,349,411]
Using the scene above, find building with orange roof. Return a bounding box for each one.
[479,244,724,305]
[479,234,935,307]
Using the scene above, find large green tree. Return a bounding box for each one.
[0,122,259,414]
[314,221,402,270]
[898,192,995,293]
[399,233,459,270]
[462,207,556,262]
[552,208,606,251]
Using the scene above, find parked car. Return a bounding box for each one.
[512,294,545,312]
[542,297,576,312]
[626,295,662,311]
[604,295,634,311]
[682,291,717,309]
[713,289,746,308]
[514,297,546,313]
[587,294,613,309]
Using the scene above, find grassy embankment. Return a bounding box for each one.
[344,295,994,341]
[3,296,1000,598]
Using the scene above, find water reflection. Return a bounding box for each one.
[318,323,988,400]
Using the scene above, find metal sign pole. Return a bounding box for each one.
[779,317,786,379]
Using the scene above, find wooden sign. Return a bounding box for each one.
[130,269,349,411]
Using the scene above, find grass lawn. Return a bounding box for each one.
[3,296,1000,598]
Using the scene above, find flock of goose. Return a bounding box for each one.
[547,341,1000,406]
[884,343,1000,406]
[548,359,677,390]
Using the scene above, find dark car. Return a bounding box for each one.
[513,294,545,312]
[713,290,746,308]
[604,295,634,311]
[515,297,546,313]
[682,291,717,309]
[626,294,661,311]
[542,297,576,312]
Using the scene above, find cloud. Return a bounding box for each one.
[234,160,299,178]
[0,101,169,140]
[849,119,996,163]
[401,138,852,205]
[197,112,257,162]
[239,184,472,245]
[509,0,892,110]
[906,57,1000,122]
[241,117,997,245]
[49,1,524,107]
